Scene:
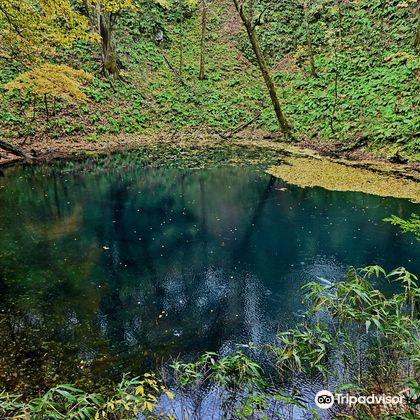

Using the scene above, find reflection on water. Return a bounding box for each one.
[0,164,419,394]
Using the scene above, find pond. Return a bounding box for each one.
[0,163,419,394]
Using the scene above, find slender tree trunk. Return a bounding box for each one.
[198,0,208,80]
[179,21,184,79]
[330,42,339,135]
[32,95,37,121]
[337,0,343,47]
[160,45,185,86]
[96,5,119,78]
[415,10,420,50]
[303,0,317,77]
[232,0,293,140]
[44,94,49,122]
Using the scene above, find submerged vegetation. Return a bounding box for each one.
[14,137,419,202]
[1,160,418,419]
[1,264,419,418]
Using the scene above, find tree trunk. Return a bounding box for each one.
[232,0,293,140]
[179,21,184,79]
[32,95,37,121]
[0,138,32,161]
[44,94,49,122]
[303,0,317,77]
[97,5,119,79]
[160,45,185,86]
[82,0,92,20]
[198,0,208,80]
[415,10,420,50]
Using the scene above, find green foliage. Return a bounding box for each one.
[171,349,308,419]
[0,374,173,419]
[270,322,335,377]
[171,264,419,418]
[271,264,419,404]
[384,214,420,241]
[171,350,265,389]
[248,0,419,155]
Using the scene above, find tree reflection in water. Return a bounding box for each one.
[0,164,418,394]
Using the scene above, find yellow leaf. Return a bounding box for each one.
[135,385,145,396]
[4,64,93,105]
[165,390,175,400]
[0,0,97,63]
[141,401,154,411]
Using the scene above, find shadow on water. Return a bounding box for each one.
[0,164,419,395]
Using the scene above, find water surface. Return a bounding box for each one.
[0,164,418,393]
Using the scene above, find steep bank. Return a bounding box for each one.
[0,0,419,162]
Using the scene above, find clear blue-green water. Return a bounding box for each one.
[0,163,418,393]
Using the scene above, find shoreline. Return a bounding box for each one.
[1,131,419,202]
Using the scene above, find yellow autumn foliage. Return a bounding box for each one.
[86,0,137,12]
[151,0,197,9]
[4,64,93,104]
[0,0,98,62]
